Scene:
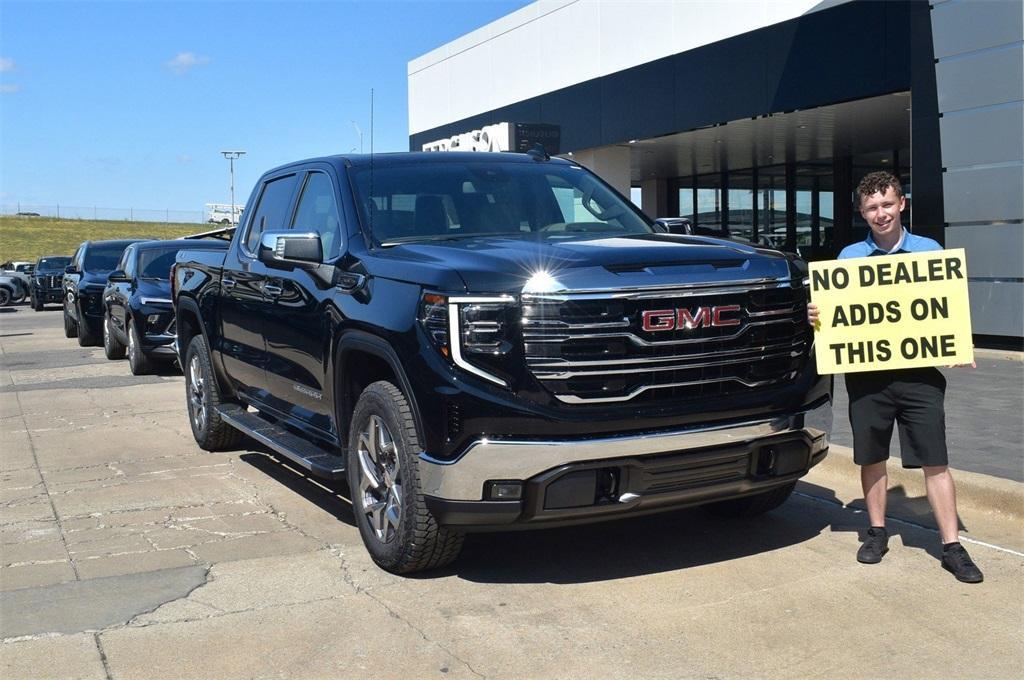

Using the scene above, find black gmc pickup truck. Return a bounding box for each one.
[174,151,831,574]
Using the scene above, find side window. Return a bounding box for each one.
[119,247,136,277]
[291,171,342,259]
[244,174,298,254]
[71,245,85,269]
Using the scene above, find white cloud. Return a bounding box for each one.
[0,58,14,72]
[165,52,211,75]
[0,84,21,94]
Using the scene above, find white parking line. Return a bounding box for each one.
[795,490,1024,558]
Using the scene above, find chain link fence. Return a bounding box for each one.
[1,203,206,224]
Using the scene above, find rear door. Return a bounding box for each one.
[261,166,344,434]
[219,172,299,397]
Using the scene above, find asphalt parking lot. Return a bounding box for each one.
[2,304,1022,679]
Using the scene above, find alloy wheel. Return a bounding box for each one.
[356,415,403,543]
[187,353,208,433]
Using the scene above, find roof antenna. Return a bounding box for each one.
[527,142,549,162]
[369,88,374,238]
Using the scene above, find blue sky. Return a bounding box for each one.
[0,0,531,216]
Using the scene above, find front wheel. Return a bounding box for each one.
[346,381,464,574]
[704,481,797,518]
[0,288,11,307]
[63,303,78,337]
[184,334,243,451]
[76,303,99,346]
[31,294,44,311]
[127,322,154,374]
[103,312,126,359]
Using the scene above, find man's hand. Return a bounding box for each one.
[807,303,820,330]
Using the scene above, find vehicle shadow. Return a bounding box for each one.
[238,450,356,526]
[227,450,954,582]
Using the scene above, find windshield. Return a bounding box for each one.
[37,257,71,271]
[137,247,184,280]
[351,160,652,244]
[83,243,132,273]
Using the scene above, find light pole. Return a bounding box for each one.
[220,150,246,225]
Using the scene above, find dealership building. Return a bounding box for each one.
[408,0,1023,345]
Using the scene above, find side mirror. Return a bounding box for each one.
[258,231,323,269]
[64,265,78,275]
[107,270,130,283]
[654,218,692,235]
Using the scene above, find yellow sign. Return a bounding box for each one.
[809,249,973,374]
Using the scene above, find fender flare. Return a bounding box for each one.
[334,330,425,447]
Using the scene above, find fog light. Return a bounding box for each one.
[147,314,160,326]
[487,481,522,500]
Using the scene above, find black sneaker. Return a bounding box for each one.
[857,527,889,564]
[941,543,984,583]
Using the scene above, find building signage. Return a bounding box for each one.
[423,123,560,155]
[809,249,974,374]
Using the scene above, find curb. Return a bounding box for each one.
[811,444,1023,520]
[974,347,1023,362]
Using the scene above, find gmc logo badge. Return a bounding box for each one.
[641,305,742,332]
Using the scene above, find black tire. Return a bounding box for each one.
[0,288,11,307]
[31,294,44,311]
[704,481,797,518]
[103,312,126,360]
[184,334,244,451]
[347,381,464,574]
[63,303,78,338]
[76,303,99,346]
[127,322,155,374]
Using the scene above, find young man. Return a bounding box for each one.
[807,171,983,583]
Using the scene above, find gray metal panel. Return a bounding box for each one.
[935,45,1024,113]
[968,280,1024,337]
[931,0,1023,60]
[942,164,1024,223]
[939,103,1024,168]
[946,223,1024,278]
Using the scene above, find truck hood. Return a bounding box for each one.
[377,233,796,293]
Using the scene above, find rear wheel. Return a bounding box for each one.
[184,334,244,451]
[347,381,464,574]
[0,288,11,307]
[103,312,126,359]
[704,482,797,518]
[127,322,154,374]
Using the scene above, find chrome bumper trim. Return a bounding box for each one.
[419,398,832,501]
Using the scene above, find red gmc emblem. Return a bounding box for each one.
[641,305,742,332]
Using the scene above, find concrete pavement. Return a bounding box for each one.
[2,305,1022,679]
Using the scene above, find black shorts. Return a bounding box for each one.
[845,367,948,468]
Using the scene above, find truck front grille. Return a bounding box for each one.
[522,281,809,404]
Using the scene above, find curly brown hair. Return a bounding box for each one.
[857,171,903,204]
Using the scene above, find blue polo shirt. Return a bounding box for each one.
[839,228,942,259]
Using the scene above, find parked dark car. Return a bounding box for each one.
[102,239,228,374]
[30,256,72,310]
[63,240,145,346]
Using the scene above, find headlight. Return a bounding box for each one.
[418,292,516,387]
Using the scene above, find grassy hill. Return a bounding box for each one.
[0,216,203,262]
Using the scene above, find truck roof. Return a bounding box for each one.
[261,151,574,177]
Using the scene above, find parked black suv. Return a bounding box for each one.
[103,239,228,373]
[30,256,71,310]
[174,152,831,574]
[64,240,144,345]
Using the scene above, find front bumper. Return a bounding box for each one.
[420,396,831,529]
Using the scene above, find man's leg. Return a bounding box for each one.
[922,465,958,544]
[861,461,888,527]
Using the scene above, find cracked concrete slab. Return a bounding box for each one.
[0,564,209,638]
[1,633,106,680]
